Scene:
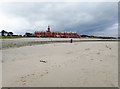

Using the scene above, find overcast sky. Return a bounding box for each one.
[0,2,118,37]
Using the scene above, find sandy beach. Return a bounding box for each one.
[1,38,118,87]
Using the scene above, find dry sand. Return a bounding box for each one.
[1,38,118,87]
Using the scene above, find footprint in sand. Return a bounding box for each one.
[20,77,27,85]
[97,52,100,55]
[19,74,32,85]
[27,74,30,76]
[58,65,61,67]
[19,71,49,85]
[105,45,112,50]
[20,76,26,79]
[32,73,35,76]
[38,71,49,77]
[19,73,34,85]
[105,45,109,48]
[21,80,26,82]
[44,71,49,75]
[66,51,73,54]
[90,59,94,60]
[40,74,44,77]
[22,82,26,85]
[46,71,49,74]
[1,60,4,63]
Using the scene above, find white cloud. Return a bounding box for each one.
[0,12,31,34]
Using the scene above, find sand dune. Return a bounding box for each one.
[1,38,117,50]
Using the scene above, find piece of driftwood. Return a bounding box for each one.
[40,60,47,63]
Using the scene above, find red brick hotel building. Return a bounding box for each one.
[34,26,80,38]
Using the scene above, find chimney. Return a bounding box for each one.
[47,25,51,32]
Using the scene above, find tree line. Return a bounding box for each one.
[1,30,13,36]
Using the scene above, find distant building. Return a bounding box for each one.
[34,26,80,38]
[25,33,34,37]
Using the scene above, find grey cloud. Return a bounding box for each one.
[0,2,118,37]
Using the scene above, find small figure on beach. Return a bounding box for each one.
[70,39,73,43]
